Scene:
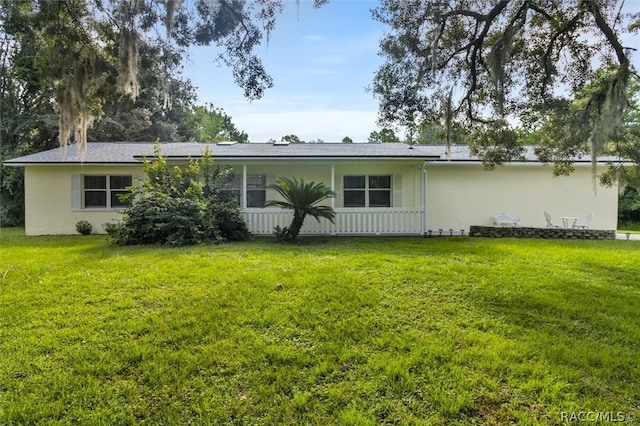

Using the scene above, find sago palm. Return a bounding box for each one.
[264,177,336,241]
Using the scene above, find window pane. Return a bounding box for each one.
[247,175,266,189]
[344,176,365,189]
[84,176,106,189]
[110,175,132,189]
[369,175,391,189]
[247,190,265,207]
[370,190,391,207]
[110,191,130,207]
[85,191,107,208]
[344,190,365,207]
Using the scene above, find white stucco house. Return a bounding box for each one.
[4,141,621,236]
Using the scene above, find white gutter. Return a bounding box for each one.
[425,161,614,167]
[3,163,142,167]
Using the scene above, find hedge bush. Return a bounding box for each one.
[106,144,249,246]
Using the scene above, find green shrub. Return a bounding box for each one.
[106,144,249,246]
[619,186,640,223]
[75,220,92,235]
[208,199,250,241]
[273,225,289,242]
[0,152,25,227]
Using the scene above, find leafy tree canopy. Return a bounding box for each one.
[372,0,639,174]
[368,128,400,143]
[281,134,304,143]
[1,0,327,152]
[183,104,249,143]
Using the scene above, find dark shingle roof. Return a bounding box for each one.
[4,142,443,165]
[4,143,155,165]
[4,141,624,165]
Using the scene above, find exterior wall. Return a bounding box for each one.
[424,163,618,231]
[22,160,619,236]
[23,160,424,235]
[24,165,143,235]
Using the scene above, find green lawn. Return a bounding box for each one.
[1,228,639,425]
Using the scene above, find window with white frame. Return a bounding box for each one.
[83,175,132,208]
[343,175,391,207]
[246,175,266,207]
[220,175,242,205]
[220,174,266,208]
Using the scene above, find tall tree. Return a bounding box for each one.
[281,134,304,143]
[1,0,329,153]
[183,104,249,143]
[372,0,638,172]
[368,128,400,143]
[1,0,204,224]
[1,3,60,225]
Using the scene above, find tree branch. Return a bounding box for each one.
[582,0,629,68]
[219,0,250,53]
[460,1,511,120]
[540,11,584,100]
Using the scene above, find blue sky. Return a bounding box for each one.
[182,1,640,143]
[183,0,385,143]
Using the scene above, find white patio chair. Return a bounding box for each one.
[544,211,560,228]
[574,211,593,229]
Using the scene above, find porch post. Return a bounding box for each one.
[421,164,427,235]
[242,164,247,209]
[331,163,336,236]
[330,164,335,209]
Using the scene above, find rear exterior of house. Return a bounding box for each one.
[5,142,620,236]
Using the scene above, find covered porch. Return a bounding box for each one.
[220,159,428,236]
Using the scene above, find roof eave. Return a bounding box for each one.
[3,161,143,167]
[144,155,442,161]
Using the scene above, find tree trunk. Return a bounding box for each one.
[287,210,306,241]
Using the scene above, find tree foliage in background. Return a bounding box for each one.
[280,134,304,144]
[106,145,249,246]
[372,0,638,175]
[368,128,400,143]
[0,1,252,225]
[619,186,640,224]
[1,2,59,225]
[183,104,249,143]
[1,0,326,154]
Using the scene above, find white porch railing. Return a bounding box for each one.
[244,208,424,236]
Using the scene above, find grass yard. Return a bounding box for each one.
[1,228,639,425]
[619,221,640,233]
